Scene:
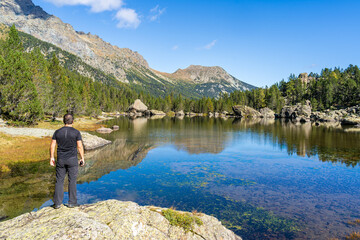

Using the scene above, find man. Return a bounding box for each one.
[50,113,85,209]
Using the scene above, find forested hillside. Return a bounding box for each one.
[1,26,359,125]
[220,66,360,112]
[0,26,222,124]
[0,26,138,124]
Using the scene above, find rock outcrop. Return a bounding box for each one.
[311,105,360,125]
[342,116,360,125]
[175,110,185,116]
[81,132,111,150]
[128,99,148,114]
[259,107,275,118]
[232,105,262,118]
[0,200,241,240]
[280,101,312,122]
[298,73,314,85]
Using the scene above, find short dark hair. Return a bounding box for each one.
[63,113,74,125]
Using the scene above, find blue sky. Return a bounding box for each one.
[33,0,360,87]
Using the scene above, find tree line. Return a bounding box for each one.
[221,65,360,113]
[0,26,359,124]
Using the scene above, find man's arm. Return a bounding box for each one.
[77,140,85,166]
[50,139,56,166]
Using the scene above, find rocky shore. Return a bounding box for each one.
[230,101,360,126]
[0,127,111,150]
[0,200,241,240]
[311,105,360,125]
[1,99,359,131]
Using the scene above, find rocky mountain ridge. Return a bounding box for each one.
[0,0,256,97]
[0,0,148,82]
[159,65,253,92]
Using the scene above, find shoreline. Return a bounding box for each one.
[1,106,359,174]
[0,116,112,174]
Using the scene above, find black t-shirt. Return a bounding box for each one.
[52,126,82,160]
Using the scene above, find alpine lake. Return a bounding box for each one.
[1,116,360,240]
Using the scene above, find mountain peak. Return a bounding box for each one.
[1,0,50,19]
[0,0,256,98]
[0,0,149,82]
[173,65,234,83]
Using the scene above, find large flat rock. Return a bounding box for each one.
[0,200,241,240]
[0,127,111,150]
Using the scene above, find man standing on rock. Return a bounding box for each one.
[50,113,85,209]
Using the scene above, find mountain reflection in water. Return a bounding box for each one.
[1,117,359,239]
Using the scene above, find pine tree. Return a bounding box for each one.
[0,26,43,124]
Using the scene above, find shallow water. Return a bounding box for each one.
[1,117,360,239]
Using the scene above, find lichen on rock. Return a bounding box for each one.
[0,200,242,240]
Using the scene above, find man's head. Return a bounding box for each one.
[63,113,74,125]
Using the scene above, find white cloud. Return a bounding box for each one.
[115,8,141,29]
[172,45,179,50]
[203,40,217,50]
[45,0,141,29]
[45,0,123,12]
[149,5,166,21]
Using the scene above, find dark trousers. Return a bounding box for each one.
[54,158,78,205]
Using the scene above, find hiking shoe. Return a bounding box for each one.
[51,204,61,209]
[67,203,79,208]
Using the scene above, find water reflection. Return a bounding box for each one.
[0,161,55,220]
[78,139,153,183]
[102,117,360,167]
[1,117,360,239]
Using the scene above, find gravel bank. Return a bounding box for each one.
[0,127,111,150]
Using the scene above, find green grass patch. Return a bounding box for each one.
[162,208,203,232]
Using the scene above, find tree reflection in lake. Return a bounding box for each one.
[102,116,360,167]
[1,116,360,239]
[0,135,153,221]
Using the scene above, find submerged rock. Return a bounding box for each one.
[0,200,241,240]
[96,127,113,134]
[149,115,165,120]
[232,105,262,118]
[149,110,166,116]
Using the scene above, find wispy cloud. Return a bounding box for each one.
[201,40,217,50]
[149,5,166,21]
[115,8,141,29]
[45,0,124,12]
[172,45,179,50]
[45,0,141,29]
